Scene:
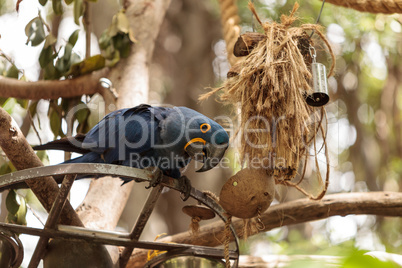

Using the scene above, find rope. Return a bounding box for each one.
[190,216,201,235]
[324,0,402,14]
[242,219,249,240]
[203,190,220,203]
[224,214,232,268]
[256,206,265,230]
[217,0,241,66]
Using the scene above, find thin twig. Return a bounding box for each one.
[83,1,92,58]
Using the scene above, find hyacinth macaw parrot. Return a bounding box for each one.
[33,104,229,199]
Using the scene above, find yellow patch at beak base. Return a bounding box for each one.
[184,138,206,151]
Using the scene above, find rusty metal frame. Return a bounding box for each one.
[0,163,240,267]
[0,229,24,268]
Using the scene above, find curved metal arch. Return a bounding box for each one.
[0,163,240,267]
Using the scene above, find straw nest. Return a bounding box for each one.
[201,3,334,182]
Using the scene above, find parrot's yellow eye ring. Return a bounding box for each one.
[200,123,211,133]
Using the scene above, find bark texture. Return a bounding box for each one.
[0,107,83,226]
[0,69,108,100]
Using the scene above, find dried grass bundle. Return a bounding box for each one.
[201,3,334,181]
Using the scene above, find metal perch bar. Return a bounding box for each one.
[120,184,164,267]
[0,163,240,266]
[0,222,238,257]
[28,174,77,267]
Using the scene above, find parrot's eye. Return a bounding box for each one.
[200,123,211,133]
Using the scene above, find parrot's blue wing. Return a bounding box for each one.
[82,105,148,152]
[71,105,183,178]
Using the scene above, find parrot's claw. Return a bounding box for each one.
[178,175,192,201]
[145,167,163,189]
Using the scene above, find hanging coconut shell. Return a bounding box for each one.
[233,32,266,57]
[182,205,216,234]
[219,168,275,219]
[227,62,243,78]
[182,205,216,220]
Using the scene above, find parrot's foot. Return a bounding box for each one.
[178,175,192,201]
[145,167,163,189]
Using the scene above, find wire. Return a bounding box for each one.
[310,0,326,38]
[315,0,326,24]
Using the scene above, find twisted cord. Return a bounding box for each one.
[218,0,241,66]
[224,214,232,268]
[324,0,402,14]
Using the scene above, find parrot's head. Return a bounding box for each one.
[161,107,229,172]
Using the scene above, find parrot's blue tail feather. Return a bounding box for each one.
[63,152,104,164]
[62,152,110,181]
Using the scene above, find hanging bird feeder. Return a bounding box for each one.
[202,3,334,186]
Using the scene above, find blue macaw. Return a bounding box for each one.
[34,104,229,199]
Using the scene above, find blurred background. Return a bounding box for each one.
[0,0,401,266]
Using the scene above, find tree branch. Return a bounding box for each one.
[127,191,402,267]
[0,107,83,226]
[0,68,109,100]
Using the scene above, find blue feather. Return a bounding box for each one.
[39,104,229,181]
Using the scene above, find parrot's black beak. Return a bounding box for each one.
[185,141,228,172]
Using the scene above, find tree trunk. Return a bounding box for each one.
[76,0,172,264]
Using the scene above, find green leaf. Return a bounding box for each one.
[36,150,50,166]
[55,44,77,74]
[3,98,17,114]
[69,54,105,76]
[70,52,81,65]
[116,11,130,34]
[0,162,14,175]
[39,46,54,68]
[342,250,397,268]
[55,57,66,73]
[74,0,84,25]
[108,49,120,67]
[75,103,89,123]
[17,189,46,215]
[43,63,60,80]
[17,99,29,109]
[49,109,62,138]
[44,34,57,49]
[64,43,73,60]
[64,0,73,5]
[87,93,105,128]
[128,29,136,43]
[6,190,19,215]
[15,197,27,225]
[0,98,7,106]
[108,13,119,37]
[25,17,46,46]
[28,101,39,118]
[113,33,131,58]
[68,29,79,46]
[52,0,63,15]
[24,17,36,39]
[99,31,112,50]
[6,65,19,78]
